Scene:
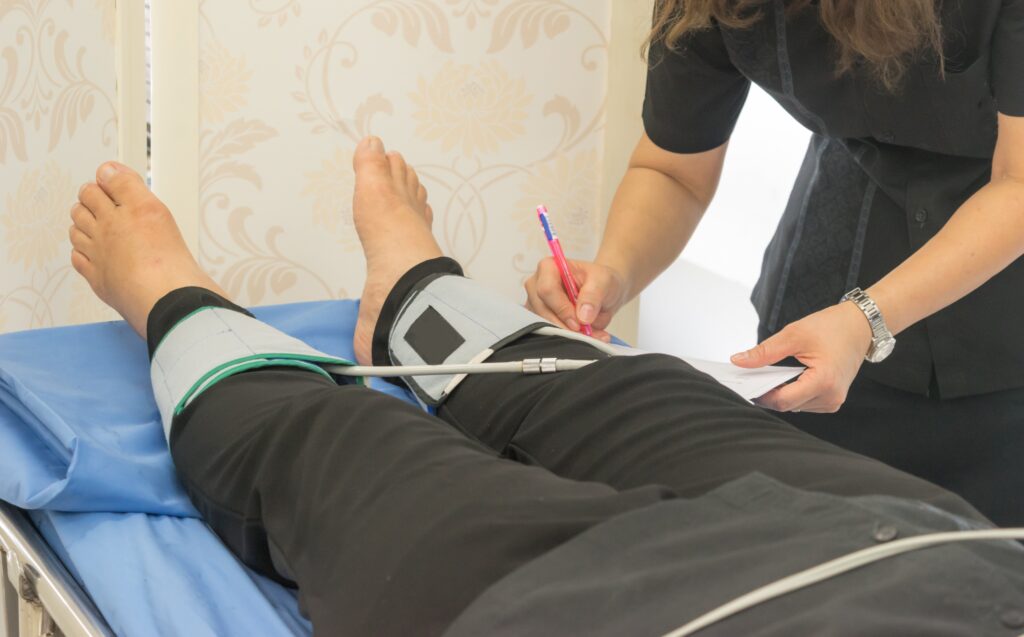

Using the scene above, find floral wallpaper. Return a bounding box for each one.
[0,0,119,333]
[196,0,611,306]
[0,0,613,335]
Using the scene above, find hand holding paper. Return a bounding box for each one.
[607,344,803,402]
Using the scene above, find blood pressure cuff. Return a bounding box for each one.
[385,274,551,406]
[149,307,360,439]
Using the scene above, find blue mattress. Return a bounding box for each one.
[0,300,417,636]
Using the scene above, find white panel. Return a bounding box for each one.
[150,0,200,253]
[117,0,149,176]
[639,260,762,362]
[638,87,812,357]
[681,87,811,288]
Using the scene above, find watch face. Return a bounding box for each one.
[867,337,896,363]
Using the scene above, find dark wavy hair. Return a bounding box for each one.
[648,0,944,90]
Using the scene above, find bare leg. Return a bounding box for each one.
[351,136,442,365]
[69,162,227,337]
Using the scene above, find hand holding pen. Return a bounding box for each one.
[535,206,594,337]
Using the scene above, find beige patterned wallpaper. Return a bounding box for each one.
[0,0,617,334]
[0,0,120,333]
[195,0,611,305]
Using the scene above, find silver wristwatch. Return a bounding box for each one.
[841,288,896,363]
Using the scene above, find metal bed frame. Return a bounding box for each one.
[0,502,112,637]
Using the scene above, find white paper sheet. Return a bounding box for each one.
[682,358,805,402]
[607,345,804,402]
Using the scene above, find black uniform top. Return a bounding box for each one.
[643,0,1024,399]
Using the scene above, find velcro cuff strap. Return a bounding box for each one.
[388,275,551,406]
[150,307,359,440]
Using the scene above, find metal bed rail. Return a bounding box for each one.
[0,502,113,637]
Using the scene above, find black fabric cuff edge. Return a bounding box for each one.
[146,286,253,359]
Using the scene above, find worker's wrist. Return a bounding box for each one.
[837,298,875,354]
[864,283,912,337]
[594,252,636,300]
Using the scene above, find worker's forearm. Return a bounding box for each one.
[868,177,1024,335]
[596,165,708,301]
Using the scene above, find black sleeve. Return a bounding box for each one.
[642,25,752,154]
[993,0,1024,116]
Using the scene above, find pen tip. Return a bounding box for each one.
[536,205,548,216]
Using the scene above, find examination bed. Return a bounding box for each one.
[8,299,1019,637]
[0,300,413,636]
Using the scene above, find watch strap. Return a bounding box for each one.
[842,288,895,362]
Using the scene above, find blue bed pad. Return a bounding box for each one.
[0,300,417,636]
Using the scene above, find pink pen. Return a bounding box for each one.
[536,205,594,337]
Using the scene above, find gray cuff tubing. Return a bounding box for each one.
[388,275,551,406]
[150,307,358,439]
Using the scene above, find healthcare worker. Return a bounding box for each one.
[526,0,1024,526]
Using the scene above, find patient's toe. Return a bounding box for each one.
[69,223,92,252]
[70,249,93,277]
[96,162,149,206]
[78,182,114,216]
[70,203,97,236]
[353,136,390,175]
[407,164,422,194]
[386,151,408,183]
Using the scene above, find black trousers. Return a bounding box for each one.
[151,259,985,636]
[781,375,1024,527]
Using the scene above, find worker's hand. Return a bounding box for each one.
[524,258,629,342]
[730,301,874,413]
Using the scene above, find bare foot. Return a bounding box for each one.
[352,136,441,366]
[70,161,227,338]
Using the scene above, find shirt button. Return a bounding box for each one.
[872,524,899,543]
[1000,608,1024,629]
[913,208,928,225]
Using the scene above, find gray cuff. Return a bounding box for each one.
[387,275,551,406]
[149,307,358,439]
